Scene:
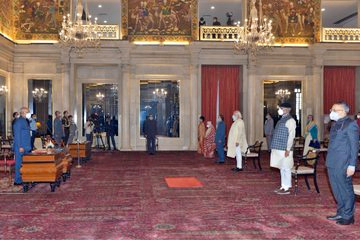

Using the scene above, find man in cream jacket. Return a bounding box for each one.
[227,111,248,172]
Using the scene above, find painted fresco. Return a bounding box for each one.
[15,0,70,41]
[0,0,15,39]
[123,0,198,41]
[251,0,321,43]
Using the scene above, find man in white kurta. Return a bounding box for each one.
[227,111,248,172]
[270,102,296,195]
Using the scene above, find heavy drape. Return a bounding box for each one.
[323,66,356,114]
[201,65,241,134]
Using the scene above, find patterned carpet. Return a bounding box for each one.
[0,151,360,239]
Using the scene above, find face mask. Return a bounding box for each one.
[277,108,284,116]
[206,124,210,128]
[149,117,153,120]
[15,115,20,119]
[25,113,31,119]
[232,115,237,121]
[329,111,340,121]
[357,115,360,119]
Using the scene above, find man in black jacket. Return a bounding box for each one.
[326,101,359,225]
[144,114,157,155]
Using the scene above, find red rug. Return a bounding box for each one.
[0,151,360,239]
[165,177,203,188]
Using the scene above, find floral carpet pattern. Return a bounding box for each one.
[0,151,360,239]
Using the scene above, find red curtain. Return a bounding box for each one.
[323,66,356,114]
[201,65,241,133]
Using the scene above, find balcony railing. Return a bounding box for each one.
[200,26,360,43]
[96,25,120,40]
[200,26,242,41]
[322,28,360,42]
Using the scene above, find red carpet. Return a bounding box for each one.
[165,177,203,188]
[0,151,360,239]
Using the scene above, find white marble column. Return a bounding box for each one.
[12,62,25,110]
[311,50,325,139]
[121,63,131,150]
[244,58,257,144]
[189,54,199,150]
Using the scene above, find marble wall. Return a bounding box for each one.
[1,38,360,150]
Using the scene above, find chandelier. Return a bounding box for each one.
[59,0,100,56]
[275,89,291,101]
[96,92,105,101]
[0,85,8,95]
[234,0,274,56]
[32,88,48,102]
[153,88,168,100]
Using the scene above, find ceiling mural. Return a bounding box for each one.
[0,0,15,39]
[14,0,70,41]
[252,0,321,44]
[122,0,198,42]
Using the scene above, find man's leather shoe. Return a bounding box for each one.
[326,215,342,221]
[336,217,354,225]
[231,167,243,172]
[13,182,22,186]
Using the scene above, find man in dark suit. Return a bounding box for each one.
[326,101,359,225]
[144,114,157,155]
[13,107,32,185]
[215,114,226,164]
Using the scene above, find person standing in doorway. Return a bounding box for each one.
[54,111,64,148]
[270,102,296,195]
[264,113,274,153]
[62,110,70,144]
[29,114,38,150]
[144,114,157,155]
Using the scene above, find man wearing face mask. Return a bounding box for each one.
[144,114,157,155]
[215,114,226,164]
[326,101,359,225]
[270,102,296,195]
[13,107,32,185]
[227,111,248,171]
[29,114,38,150]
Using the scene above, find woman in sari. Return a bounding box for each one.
[303,114,318,155]
[203,121,216,158]
[197,116,206,154]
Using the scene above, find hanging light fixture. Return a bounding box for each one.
[59,0,101,56]
[0,85,8,96]
[153,88,167,100]
[32,88,48,102]
[234,0,274,56]
[275,89,291,101]
[96,92,105,101]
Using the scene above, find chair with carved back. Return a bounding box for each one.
[291,150,320,195]
[0,140,15,184]
[242,141,263,170]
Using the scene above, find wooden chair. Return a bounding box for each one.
[242,141,263,170]
[291,150,320,194]
[0,143,15,184]
[293,137,305,158]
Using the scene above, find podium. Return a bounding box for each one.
[68,141,92,162]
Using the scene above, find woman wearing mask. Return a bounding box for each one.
[203,121,216,158]
[303,114,318,155]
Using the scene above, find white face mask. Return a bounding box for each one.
[206,124,210,128]
[277,108,284,116]
[329,111,340,121]
[25,113,31,119]
[232,115,237,121]
[357,115,360,119]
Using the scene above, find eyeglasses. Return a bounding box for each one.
[330,108,344,113]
